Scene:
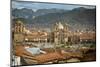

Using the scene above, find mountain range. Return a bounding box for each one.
[12,7,96,31]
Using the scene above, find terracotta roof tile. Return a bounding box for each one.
[33,52,66,63]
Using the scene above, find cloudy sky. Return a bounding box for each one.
[12,0,95,11]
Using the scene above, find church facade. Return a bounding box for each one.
[13,20,95,46]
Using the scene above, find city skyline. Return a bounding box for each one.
[11,1,96,66]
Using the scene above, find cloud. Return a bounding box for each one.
[12,1,95,10]
[83,5,95,9]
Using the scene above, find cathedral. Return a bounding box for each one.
[53,22,68,44]
[13,20,95,46]
[13,20,25,43]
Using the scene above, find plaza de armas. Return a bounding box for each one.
[11,20,96,66]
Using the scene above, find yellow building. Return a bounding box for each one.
[24,31,48,43]
[53,22,69,44]
[14,20,25,33]
[14,20,25,43]
[13,20,95,45]
[53,22,80,45]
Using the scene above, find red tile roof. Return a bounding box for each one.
[33,52,66,64]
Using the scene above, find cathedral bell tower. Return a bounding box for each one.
[14,20,25,43]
